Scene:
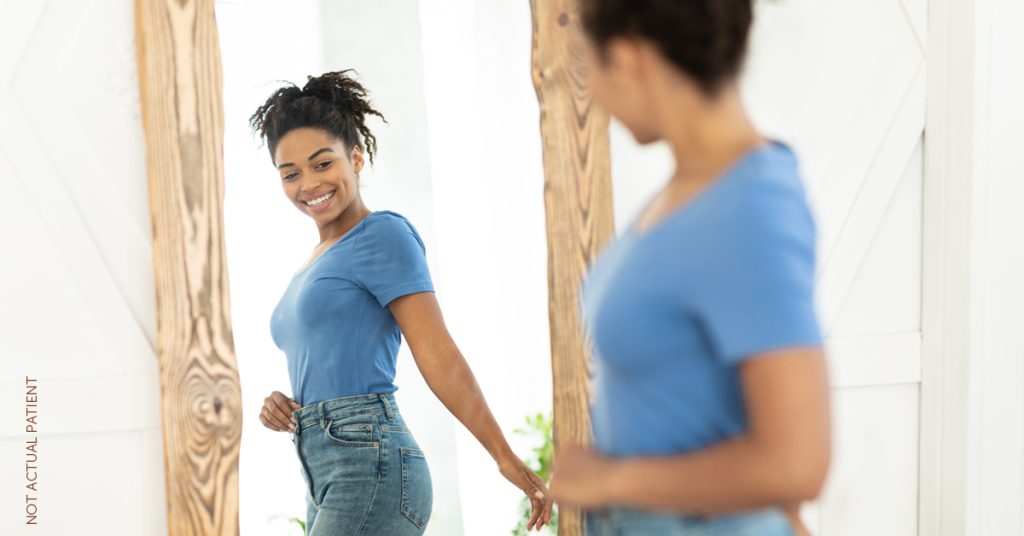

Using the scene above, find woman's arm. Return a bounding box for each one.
[550,347,831,515]
[389,291,554,530]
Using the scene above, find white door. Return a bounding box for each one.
[0,1,167,533]
[744,0,927,534]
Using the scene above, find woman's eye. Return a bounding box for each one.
[316,161,331,170]
[283,173,297,181]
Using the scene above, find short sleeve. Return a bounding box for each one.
[693,181,824,365]
[351,214,435,308]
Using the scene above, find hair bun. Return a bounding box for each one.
[249,69,386,165]
[300,70,369,111]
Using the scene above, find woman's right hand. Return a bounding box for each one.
[260,391,301,432]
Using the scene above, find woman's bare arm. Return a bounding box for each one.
[389,291,553,530]
[551,347,831,515]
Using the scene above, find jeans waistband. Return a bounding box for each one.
[292,392,400,433]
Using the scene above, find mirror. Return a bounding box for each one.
[216,1,554,534]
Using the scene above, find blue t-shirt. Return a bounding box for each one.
[270,210,434,405]
[581,140,823,457]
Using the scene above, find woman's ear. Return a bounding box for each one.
[605,36,644,80]
[350,145,365,173]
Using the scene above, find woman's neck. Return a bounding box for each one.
[318,199,371,244]
[658,85,764,185]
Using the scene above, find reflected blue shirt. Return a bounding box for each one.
[270,210,434,405]
[581,141,824,457]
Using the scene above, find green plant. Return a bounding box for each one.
[512,412,558,535]
[266,513,306,536]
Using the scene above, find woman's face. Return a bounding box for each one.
[273,127,363,225]
[581,35,662,144]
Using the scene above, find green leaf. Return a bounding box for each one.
[511,411,558,533]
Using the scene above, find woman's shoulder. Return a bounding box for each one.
[713,142,816,246]
[360,210,426,246]
[741,140,805,191]
[724,141,810,213]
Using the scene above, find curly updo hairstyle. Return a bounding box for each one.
[579,0,754,96]
[249,69,386,166]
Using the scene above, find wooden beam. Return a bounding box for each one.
[530,1,615,534]
[134,1,241,534]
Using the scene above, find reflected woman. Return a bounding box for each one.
[548,1,831,535]
[250,70,553,535]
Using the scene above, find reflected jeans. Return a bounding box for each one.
[290,393,432,535]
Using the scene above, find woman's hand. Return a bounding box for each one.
[498,455,554,532]
[783,502,811,536]
[548,444,616,509]
[259,390,301,432]
[551,446,814,533]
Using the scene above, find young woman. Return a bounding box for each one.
[250,70,553,535]
[548,1,831,535]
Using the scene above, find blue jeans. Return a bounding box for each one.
[586,506,795,536]
[290,393,432,535]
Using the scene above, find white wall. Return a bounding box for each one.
[975,1,1024,530]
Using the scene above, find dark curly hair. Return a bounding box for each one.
[248,69,386,165]
[579,0,754,96]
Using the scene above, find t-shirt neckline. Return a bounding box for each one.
[626,139,786,242]
[291,210,381,279]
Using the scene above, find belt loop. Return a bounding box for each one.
[378,393,394,422]
[317,400,327,429]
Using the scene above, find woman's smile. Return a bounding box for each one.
[302,189,336,212]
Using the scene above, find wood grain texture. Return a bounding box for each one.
[530,1,614,534]
[134,0,241,534]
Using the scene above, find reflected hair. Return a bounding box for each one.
[248,69,386,165]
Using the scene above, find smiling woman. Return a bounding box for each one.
[247,71,554,535]
[249,71,381,252]
[274,126,371,272]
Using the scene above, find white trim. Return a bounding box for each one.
[919,0,978,532]
[920,0,1024,534]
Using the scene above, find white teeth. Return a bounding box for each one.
[305,191,335,207]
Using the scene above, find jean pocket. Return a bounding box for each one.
[400,447,432,528]
[323,414,380,448]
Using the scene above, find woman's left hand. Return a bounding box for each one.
[548,444,616,509]
[498,456,554,531]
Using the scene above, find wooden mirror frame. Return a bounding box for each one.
[135,0,242,533]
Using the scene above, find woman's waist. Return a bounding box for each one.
[288,356,400,403]
[292,392,404,432]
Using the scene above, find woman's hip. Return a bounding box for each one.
[290,393,433,532]
[292,393,426,478]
